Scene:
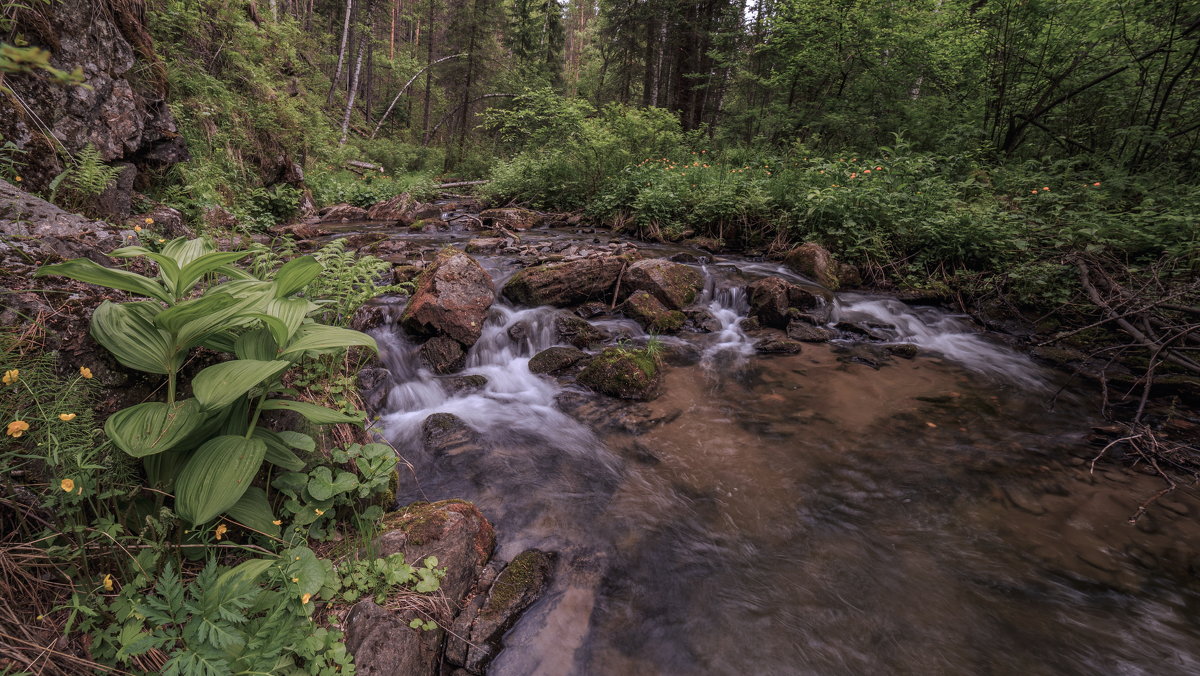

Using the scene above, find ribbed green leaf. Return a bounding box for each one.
[90,301,181,375]
[234,328,279,361]
[225,488,280,537]
[105,399,205,458]
[252,427,307,472]
[160,237,216,268]
[36,258,172,304]
[274,256,322,297]
[155,292,240,334]
[256,297,318,345]
[280,324,378,358]
[174,435,267,525]
[276,430,316,452]
[110,246,182,296]
[259,399,365,426]
[176,251,250,294]
[144,449,191,491]
[192,360,292,411]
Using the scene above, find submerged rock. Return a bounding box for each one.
[528,346,588,375]
[623,258,703,309]
[786,320,834,343]
[621,290,686,333]
[421,413,483,456]
[445,549,556,674]
[443,374,489,395]
[502,256,625,307]
[753,332,804,354]
[578,347,663,401]
[783,242,840,290]
[401,250,495,348]
[685,306,722,333]
[748,276,821,328]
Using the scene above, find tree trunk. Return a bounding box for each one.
[327,0,355,106]
[339,4,373,145]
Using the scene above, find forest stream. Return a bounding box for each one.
[327,205,1200,676]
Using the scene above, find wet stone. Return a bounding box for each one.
[419,336,466,374]
[443,374,488,395]
[421,413,483,457]
[528,346,588,375]
[556,313,608,349]
[786,320,834,343]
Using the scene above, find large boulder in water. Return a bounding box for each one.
[528,346,587,374]
[578,347,663,401]
[373,500,496,605]
[401,250,495,347]
[747,276,821,329]
[502,256,625,307]
[555,313,607,348]
[620,290,685,333]
[783,242,840,290]
[419,336,466,374]
[623,258,703,309]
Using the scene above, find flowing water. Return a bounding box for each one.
[360,224,1200,675]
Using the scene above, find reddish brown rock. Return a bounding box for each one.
[623,258,703,310]
[502,256,624,307]
[401,251,495,347]
[783,242,840,290]
[747,276,821,329]
[317,203,368,222]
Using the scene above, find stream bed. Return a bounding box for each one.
[347,216,1200,675]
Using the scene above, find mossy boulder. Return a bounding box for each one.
[502,256,625,307]
[747,276,822,329]
[577,347,663,401]
[375,500,496,604]
[623,258,704,309]
[620,290,686,333]
[783,242,840,290]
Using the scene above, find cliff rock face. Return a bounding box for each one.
[0,0,187,217]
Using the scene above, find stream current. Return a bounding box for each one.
[353,218,1200,675]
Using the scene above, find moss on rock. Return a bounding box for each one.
[577,346,663,401]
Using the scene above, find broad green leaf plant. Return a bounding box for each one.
[36,237,378,530]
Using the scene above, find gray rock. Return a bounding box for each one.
[786,320,834,343]
[555,313,607,349]
[748,276,821,329]
[623,258,704,309]
[344,600,441,676]
[502,256,625,307]
[373,500,496,605]
[419,336,466,374]
[685,307,721,333]
[528,346,587,375]
[421,413,482,457]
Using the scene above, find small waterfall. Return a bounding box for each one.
[696,266,755,364]
[837,297,1047,388]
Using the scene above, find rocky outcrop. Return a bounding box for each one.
[373,501,496,606]
[0,0,187,210]
[344,600,442,676]
[623,258,703,309]
[783,243,840,290]
[0,179,126,264]
[366,193,415,221]
[620,290,686,333]
[401,251,495,348]
[747,276,823,329]
[502,256,625,307]
[578,347,663,401]
[480,207,544,231]
[528,346,587,375]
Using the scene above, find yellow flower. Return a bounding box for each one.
[60,478,75,492]
[144,217,154,224]
[158,239,166,243]
[214,523,228,540]
[272,519,282,525]
[59,413,77,421]
[133,225,142,232]
[2,369,17,385]
[13,176,21,182]
[291,577,299,583]
[301,593,312,604]
[7,421,29,438]
[79,367,93,379]
[314,508,325,516]
[103,574,114,592]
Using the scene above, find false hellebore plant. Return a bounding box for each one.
[36,237,377,534]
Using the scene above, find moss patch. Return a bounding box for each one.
[577,346,663,401]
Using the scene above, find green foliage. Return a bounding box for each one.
[330,553,445,605]
[0,41,84,91]
[48,143,123,213]
[35,237,378,528]
[306,168,438,209]
[272,443,399,541]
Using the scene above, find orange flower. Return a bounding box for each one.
[133,225,142,232]
[1030,189,1038,194]
[1093,182,1101,187]
[1042,186,1050,191]
[59,413,77,421]
[7,421,29,438]
[214,523,228,540]
[79,367,93,379]
[875,166,882,171]
[103,574,114,592]
[144,217,154,224]
[863,169,871,174]
[301,593,312,604]
[13,176,21,182]
[60,478,74,492]
[2,369,17,385]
